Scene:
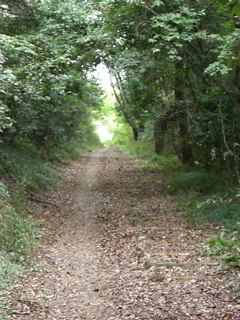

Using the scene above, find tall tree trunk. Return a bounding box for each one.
[154,118,164,154]
[179,119,193,165]
[175,65,193,165]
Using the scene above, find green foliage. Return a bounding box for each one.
[135,155,180,172]
[0,250,25,319]
[179,192,208,227]
[165,170,228,194]
[77,121,103,154]
[0,142,55,192]
[112,125,155,157]
[110,122,133,146]
[0,182,40,259]
[2,0,240,179]
[98,0,240,234]
[0,181,40,314]
[123,138,156,159]
[0,102,12,134]
[0,251,25,287]
[0,0,239,280]
[0,210,40,259]
[163,165,239,228]
[99,0,240,179]
[207,227,240,268]
[199,192,240,227]
[214,0,240,16]
[162,160,238,221]
[0,0,104,154]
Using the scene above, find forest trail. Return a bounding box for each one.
[10,147,239,320]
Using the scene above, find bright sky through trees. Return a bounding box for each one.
[95,120,114,142]
[92,63,113,91]
[92,64,116,142]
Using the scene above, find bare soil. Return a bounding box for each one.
[7,147,239,319]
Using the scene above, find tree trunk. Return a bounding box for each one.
[132,126,139,141]
[154,118,164,154]
[175,64,193,165]
[179,120,193,165]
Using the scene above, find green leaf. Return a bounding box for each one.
[231,3,240,16]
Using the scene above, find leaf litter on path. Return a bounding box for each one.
[6,146,239,320]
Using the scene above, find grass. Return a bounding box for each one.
[120,139,156,159]
[160,167,240,228]
[164,169,227,194]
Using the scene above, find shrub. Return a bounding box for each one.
[207,226,240,268]
[0,182,40,260]
[165,169,228,194]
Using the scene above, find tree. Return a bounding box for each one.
[98,0,240,179]
[0,0,103,153]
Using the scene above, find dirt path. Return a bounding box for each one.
[9,147,239,319]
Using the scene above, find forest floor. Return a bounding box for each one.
[5,146,239,320]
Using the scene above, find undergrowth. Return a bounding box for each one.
[0,142,55,192]
[162,167,240,268]
[164,169,239,228]
[207,225,240,268]
[0,251,26,320]
[0,181,41,316]
[0,182,40,260]
[117,136,240,268]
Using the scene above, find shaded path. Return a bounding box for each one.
[42,147,114,319]
[12,147,239,320]
[38,147,115,319]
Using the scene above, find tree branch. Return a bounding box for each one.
[28,192,61,207]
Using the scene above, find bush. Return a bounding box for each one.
[199,192,240,227]
[0,182,40,260]
[165,169,228,194]
[163,169,239,228]
[0,250,25,288]
[207,226,240,268]
[0,142,55,192]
